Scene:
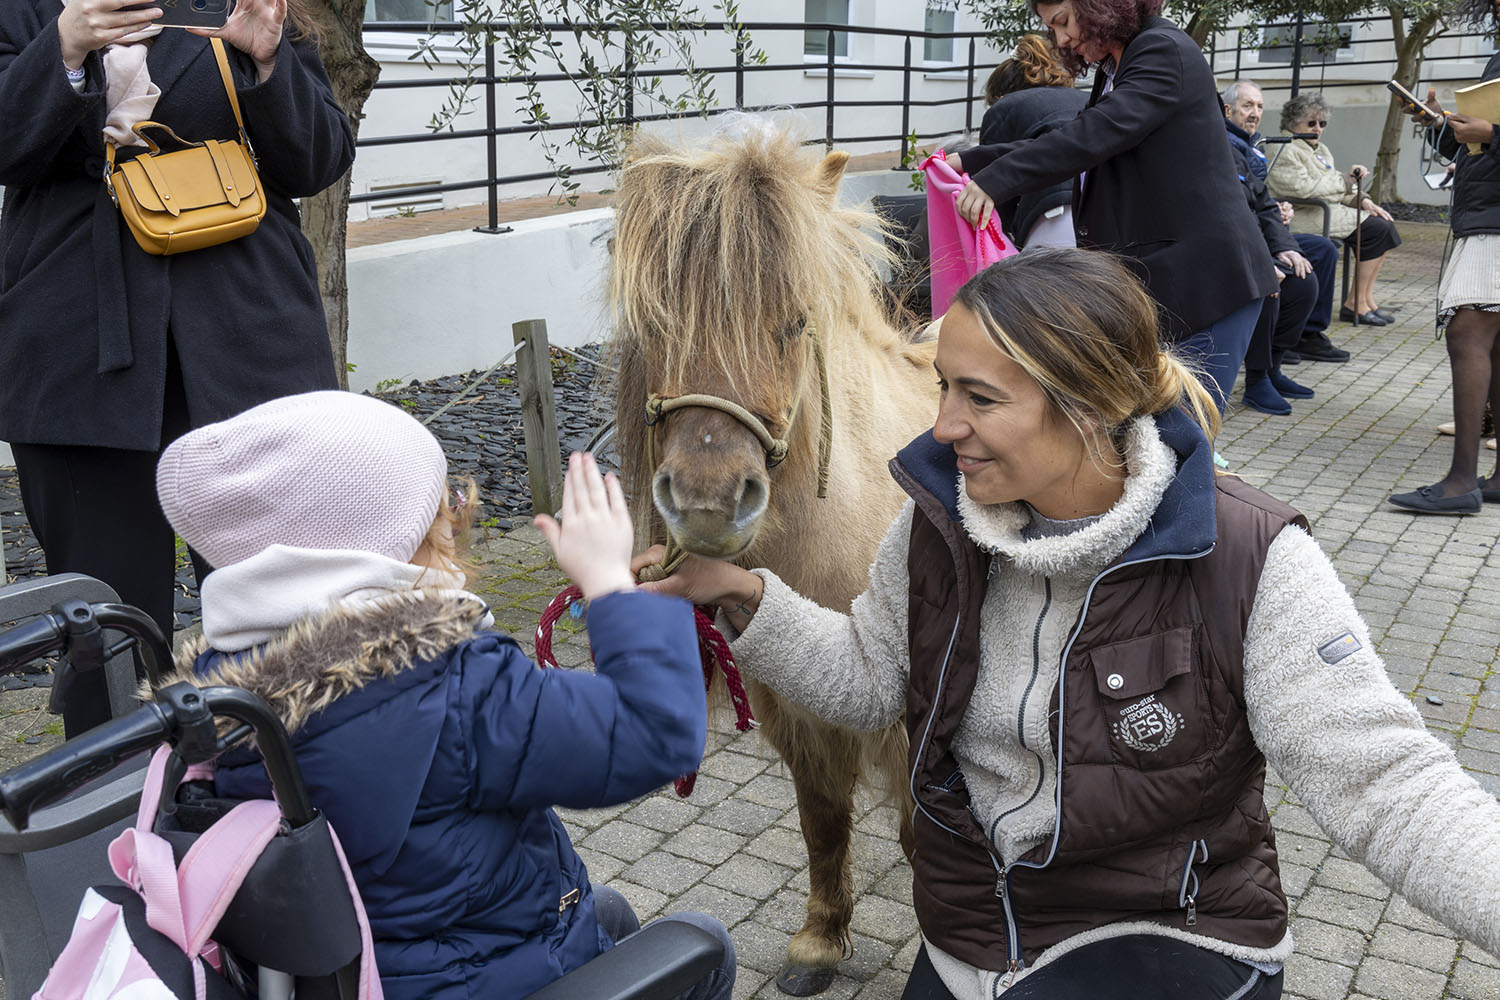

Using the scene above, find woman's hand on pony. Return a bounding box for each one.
[534,452,637,602]
[190,0,284,80]
[632,547,764,632]
[57,0,161,69]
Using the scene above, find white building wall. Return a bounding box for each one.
[350,0,1004,219]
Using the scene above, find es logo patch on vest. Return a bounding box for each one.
[1110,694,1183,753]
[1317,631,1362,665]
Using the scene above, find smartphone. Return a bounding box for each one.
[121,0,235,30]
[1387,80,1441,123]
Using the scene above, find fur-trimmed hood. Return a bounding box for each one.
[153,590,491,736]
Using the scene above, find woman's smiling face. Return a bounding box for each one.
[932,304,1102,516]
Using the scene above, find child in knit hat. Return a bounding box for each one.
[151,390,735,1000]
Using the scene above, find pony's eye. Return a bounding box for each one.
[781,317,808,340]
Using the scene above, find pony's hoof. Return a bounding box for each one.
[775,963,837,996]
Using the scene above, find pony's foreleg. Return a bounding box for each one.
[752,684,860,997]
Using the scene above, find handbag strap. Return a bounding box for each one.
[209,38,250,148]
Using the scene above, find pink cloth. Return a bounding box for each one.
[920,151,1018,316]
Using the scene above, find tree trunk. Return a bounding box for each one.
[304,3,381,389]
[1372,6,1442,204]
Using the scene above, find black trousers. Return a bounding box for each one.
[1246,272,1319,377]
[12,348,208,735]
[902,936,1283,1000]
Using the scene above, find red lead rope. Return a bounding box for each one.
[534,586,756,797]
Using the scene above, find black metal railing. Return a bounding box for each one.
[349,16,1498,228]
[1202,11,1497,97]
[351,20,995,230]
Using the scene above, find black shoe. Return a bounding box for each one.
[1388,484,1483,514]
[1282,350,1301,366]
[1296,334,1350,363]
[1373,308,1396,322]
[1339,306,1390,325]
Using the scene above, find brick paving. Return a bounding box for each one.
[6,220,1500,1000]
[476,221,1500,999]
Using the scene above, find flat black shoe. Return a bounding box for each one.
[1296,335,1350,363]
[1282,350,1301,366]
[1339,306,1358,323]
[1388,484,1482,514]
[1480,478,1500,504]
[1373,308,1395,322]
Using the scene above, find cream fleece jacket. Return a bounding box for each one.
[730,415,1500,998]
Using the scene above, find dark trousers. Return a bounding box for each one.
[1247,272,1319,377]
[901,936,1283,1000]
[11,349,207,735]
[1176,298,1263,414]
[1294,234,1339,336]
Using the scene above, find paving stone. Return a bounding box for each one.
[1290,917,1369,966]
[583,819,664,863]
[663,824,750,866]
[847,894,918,946]
[1314,856,1394,901]
[839,934,896,982]
[701,798,789,835]
[730,920,793,975]
[1282,952,1356,1000]
[624,794,705,833]
[1450,956,1500,999]
[623,851,711,895]
[738,772,800,811]
[1295,885,1389,931]
[697,749,771,784]
[703,853,797,899]
[1354,954,1448,999]
[1368,921,1458,973]
[755,889,814,936]
[664,883,759,927]
[1383,894,1459,936]
[607,879,668,922]
[743,826,813,868]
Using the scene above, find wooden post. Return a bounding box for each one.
[513,319,564,517]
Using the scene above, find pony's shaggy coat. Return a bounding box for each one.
[606,122,940,975]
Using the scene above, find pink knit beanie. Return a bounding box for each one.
[156,391,449,570]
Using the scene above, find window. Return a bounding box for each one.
[1256,22,1353,65]
[924,1,957,63]
[805,0,850,59]
[364,0,453,21]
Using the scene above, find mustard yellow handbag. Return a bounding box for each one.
[105,38,266,256]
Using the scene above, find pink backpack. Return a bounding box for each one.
[920,151,1019,316]
[34,747,383,1000]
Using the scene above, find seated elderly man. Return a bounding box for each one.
[1224,80,1348,363]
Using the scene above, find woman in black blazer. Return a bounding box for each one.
[950,0,1276,412]
[0,0,354,733]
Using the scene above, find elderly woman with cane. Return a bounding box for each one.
[1267,91,1402,326]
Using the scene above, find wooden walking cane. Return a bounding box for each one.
[1352,171,1364,323]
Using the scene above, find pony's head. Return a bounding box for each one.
[607,121,894,559]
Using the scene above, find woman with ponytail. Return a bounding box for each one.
[636,250,1500,1000]
[979,35,1085,249]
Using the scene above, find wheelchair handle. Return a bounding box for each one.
[0,684,316,832]
[0,600,169,685]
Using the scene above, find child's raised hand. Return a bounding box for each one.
[534,452,637,601]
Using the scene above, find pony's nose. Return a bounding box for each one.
[653,469,769,529]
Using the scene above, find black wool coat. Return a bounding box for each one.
[978,85,1086,246]
[962,17,1276,343]
[0,2,355,450]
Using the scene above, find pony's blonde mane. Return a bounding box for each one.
[604,123,913,532]
[607,124,903,388]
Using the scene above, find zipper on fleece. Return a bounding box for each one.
[989,854,1024,985]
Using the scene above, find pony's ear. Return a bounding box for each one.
[812,150,851,202]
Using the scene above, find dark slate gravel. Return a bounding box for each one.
[1,345,611,637]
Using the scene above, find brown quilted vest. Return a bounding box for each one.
[892,459,1307,973]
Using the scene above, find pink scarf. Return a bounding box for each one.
[60,0,162,147]
[920,151,1017,316]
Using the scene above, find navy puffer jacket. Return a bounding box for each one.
[164,589,704,1000]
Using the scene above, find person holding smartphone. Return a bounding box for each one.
[0,0,355,733]
[1388,0,1500,515]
